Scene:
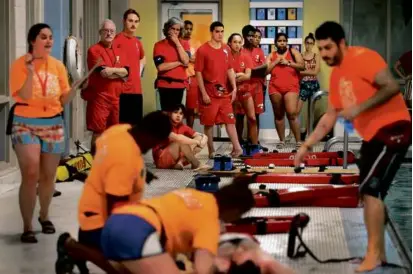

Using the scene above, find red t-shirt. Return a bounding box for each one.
[152,123,196,160]
[329,46,411,141]
[268,50,300,93]
[81,42,129,101]
[153,39,190,89]
[113,32,145,94]
[243,47,266,86]
[231,51,253,93]
[195,42,233,98]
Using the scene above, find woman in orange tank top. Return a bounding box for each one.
[265,33,305,147]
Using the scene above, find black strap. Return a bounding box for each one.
[6,103,28,135]
[145,205,167,248]
[289,47,296,63]
[289,221,363,263]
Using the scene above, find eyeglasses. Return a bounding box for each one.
[101,29,115,34]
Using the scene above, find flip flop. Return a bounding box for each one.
[38,218,56,234]
[21,231,38,243]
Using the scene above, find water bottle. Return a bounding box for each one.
[338,118,354,134]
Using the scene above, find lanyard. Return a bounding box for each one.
[34,60,49,97]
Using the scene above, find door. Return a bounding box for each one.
[160,3,224,136]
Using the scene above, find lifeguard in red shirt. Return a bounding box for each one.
[182,20,202,128]
[153,17,190,112]
[195,21,243,158]
[114,9,146,126]
[227,33,259,146]
[82,19,129,155]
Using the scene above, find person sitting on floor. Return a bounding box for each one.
[55,175,256,274]
[153,104,209,170]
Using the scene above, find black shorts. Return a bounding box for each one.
[358,120,411,200]
[158,88,185,112]
[119,93,143,126]
[78,228,103,250]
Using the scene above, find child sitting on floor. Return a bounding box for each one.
[153,104,208,170]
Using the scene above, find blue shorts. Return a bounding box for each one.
[299,80,320,101]
[11,115,65,154]
[101,214,165,261]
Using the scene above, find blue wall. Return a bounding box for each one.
[44,0,71,156]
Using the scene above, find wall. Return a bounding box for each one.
[44,0,71,155]
[301,0,340,127]
[128,0,159,114]
[222,0,250,38]
[303,0,340,91]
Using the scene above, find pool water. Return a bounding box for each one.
[385,163,412,251]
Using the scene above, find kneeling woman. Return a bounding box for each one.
[152,104,208,170]
[228,33,259,145]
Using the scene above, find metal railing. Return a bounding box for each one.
[307,90,329,136]
[323,136,363,168]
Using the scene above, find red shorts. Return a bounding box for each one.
[186,76,198,110]
[268,81,299,96]
[234,82,264,115]
[154,148,187,169]
[86,96,119,133]
[199,96,235,126]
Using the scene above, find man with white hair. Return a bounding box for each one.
[81,19,129,155]
[153,17,190,112]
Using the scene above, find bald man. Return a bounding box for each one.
[81,19,130,155]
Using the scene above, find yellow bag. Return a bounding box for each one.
[56,153,93,182]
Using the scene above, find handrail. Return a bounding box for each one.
[323,136,363,151]
[307,90,329,137]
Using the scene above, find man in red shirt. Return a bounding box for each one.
[153,17,190,112]
[114,9,146,126]
[183,20,202,128]
[234,25,267,143]
[195,21,243,158]
[82,19,129,155]
[295,21,411,272]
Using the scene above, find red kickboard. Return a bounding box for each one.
[224,215,307,235]
[251,151,357,163]
[255,194,359,208]
[245,158,335,167]
[255,173,359,184]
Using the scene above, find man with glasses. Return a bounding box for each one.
[81,19,129,155]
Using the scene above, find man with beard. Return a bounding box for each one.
[195,21,243,158]
[294,21,411,272]
[114,9,146,126]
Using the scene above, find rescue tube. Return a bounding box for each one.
[248,151,357,164]
[253,185,360,208]
[63,35,83,82]
[56,153,92,182]
[255,173,359,184]
[225,215,309,235]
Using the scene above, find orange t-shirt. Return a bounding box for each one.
[329,46,411,141]
[10,55,71,117]
[112,189,220,257]
[78,124,146,231]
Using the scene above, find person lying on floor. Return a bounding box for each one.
[55,175,255,274]
[153,104,209,170]
[214,233,296,274]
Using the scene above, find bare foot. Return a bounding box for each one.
[173,162,184,170]
[355,254,382,272]
[231,149,243,158]
[208,152,216,159]
[193,164,211,171]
